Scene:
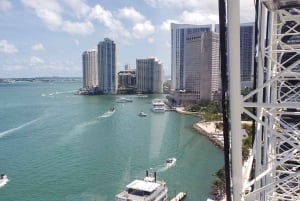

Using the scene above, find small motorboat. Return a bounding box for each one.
[0,174,9,188]
[165,158,176,168]
[110,107,115,112]
[116,97,133,103]
[138,112,147,117]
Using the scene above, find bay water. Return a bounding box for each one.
[0,81,224,201]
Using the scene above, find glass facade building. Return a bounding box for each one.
[98,38,117,94]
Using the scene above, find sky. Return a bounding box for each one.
[0,0,255,78]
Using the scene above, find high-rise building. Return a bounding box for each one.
[136,57,164,93]
[240,23,255,87]
[215,22,255,88]
[171,23,213,91]
[98,38,117,94]
[170,32,220,105]
[82,49,98,89]
[185,32,220,101]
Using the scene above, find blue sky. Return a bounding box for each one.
[0,0,254,78]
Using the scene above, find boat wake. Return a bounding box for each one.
[97,109,115,119]
[42,90,77,97]
[0,118,40,138]
[150,158,177,172]
[76,120,98,128]
[0,174,9,188]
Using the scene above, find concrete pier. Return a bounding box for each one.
[170,192,187,201]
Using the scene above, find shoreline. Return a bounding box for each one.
[175,107,227,201]
[175,107,224,150]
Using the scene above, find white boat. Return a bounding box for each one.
[116,97,133,103]
[138,112,147,117]
[115,171,168,201]
[151,99,165,112]
[165,158,176,168]
[0,174,9,188]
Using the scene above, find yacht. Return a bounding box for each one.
[0,174,9,188]
[151,99,165,113]
[115,171,168,201]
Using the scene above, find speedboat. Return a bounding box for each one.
[115,171,168,201]
[151,99,165,112]
[116,97,133,103]
[0,174,9,188]
[165,158,176,168]
[138,112,147,117]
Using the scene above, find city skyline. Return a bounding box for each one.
[0,0,254,78]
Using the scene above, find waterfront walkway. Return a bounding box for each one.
[193,121,224,149]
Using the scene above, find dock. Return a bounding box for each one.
[170,192,187,201]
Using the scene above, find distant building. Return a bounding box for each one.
[82,49,98,89]
[170,32,220,105]
[98,38,117,94]
[118,70,136,88]
[240,23,255,88]
[171,23,213,91]
[136,58,164,93]
[215,22,255,88]
[124,64,131,71]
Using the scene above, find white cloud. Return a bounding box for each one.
[89,4,121,30]
[118,7,145,23]
[32,43,45,51]
[146,0,254,22]
[0,0,12,11]
[21,0,94,35]
[132,21,155,39]
[30,56,44,66]
[62,21,94,35]
[160,19,178,31]
[146,0,216,10]
[89,4,130,40]
[178,11,219,25]
[64,0,90,18]
[0,40,18,54]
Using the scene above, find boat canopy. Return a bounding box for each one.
[126,180,160,193]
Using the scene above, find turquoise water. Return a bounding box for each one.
[0,81,224,201]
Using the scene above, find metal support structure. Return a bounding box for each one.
[241,0,300,200]
[228,0,243,200]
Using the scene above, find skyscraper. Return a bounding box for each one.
[98,38,117,94]
[82,49,98,89]
[136,57,164,93]
[240,23,255,87]
[185,32,220,101]
[171,23,213,91]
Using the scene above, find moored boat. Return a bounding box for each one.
[151,99,165,113]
